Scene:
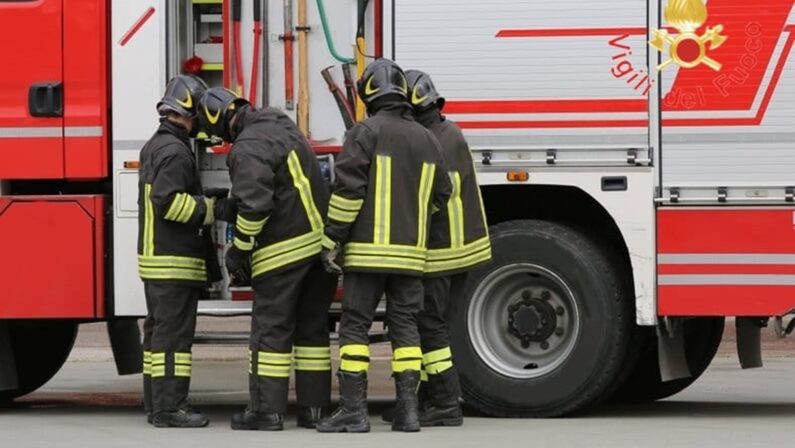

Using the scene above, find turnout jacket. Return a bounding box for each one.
[137,120,213,284]
[228,105,329,279]
[416,109,491,276]
[323,100,452,276]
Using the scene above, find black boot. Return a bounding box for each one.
[391,371,421,432]
[419,403,462,427]
[230,408,283,431]
[382,379,428,423]
[419,368,463,427]
[316,371,370,433]
[153,407,209,428]
[297,406,324,429]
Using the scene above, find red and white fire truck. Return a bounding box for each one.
[1,0,794,417]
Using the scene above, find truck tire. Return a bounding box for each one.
[0,320,78,403]
[449,220,634,417]
[612,317,724,403]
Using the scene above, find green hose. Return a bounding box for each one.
[317,0,356,63]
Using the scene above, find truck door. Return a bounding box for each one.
[656,0,795,317]
[0,0,65,179]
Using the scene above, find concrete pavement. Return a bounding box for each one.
[3,321,795,448]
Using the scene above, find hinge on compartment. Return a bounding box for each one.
[481,151,492,166]
[717,187,728,203]
[669,187,680,203]
[546,149,557,165]
[786,187,794,203]
[626,148,638,165]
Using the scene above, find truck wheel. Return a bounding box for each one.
[0,320,78,403]
[449,220,634,417]
[612,317,724,403]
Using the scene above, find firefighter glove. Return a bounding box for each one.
[214,197,238,223]
[204,187,230,199]
[321,243,343,275]
[225,245,252,285]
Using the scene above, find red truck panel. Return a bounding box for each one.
[0,196,106,319]
[0,0,108,180]
[63,0,109,179]
[658,208,795,317]
[0,0,64,179]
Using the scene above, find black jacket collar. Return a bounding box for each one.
[158,118,191,146]
[231,105,257,142]
[414,107,444,128]
[370,97,413,119]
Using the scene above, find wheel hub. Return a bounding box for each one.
[508,293,557,346]
[468,263,581,379]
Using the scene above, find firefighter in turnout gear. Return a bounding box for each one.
[316,59,452,433]
[138,74,220,428]
[198,88,337,431]
[404,69,492,426]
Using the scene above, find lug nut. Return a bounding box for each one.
[556,306,565,316]
[522,290,531,299]
[541,319,548,326]
[555,327,564,336]
[541,291,551,300]
[540,341,550,350]
[521,339,531,349]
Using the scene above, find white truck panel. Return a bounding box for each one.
[111,0,168,316]
[393,0,651,151]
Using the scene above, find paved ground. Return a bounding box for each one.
[3,320,795,448]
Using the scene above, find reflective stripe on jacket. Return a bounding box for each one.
[324,101,452,276]
[137,120,210,284]
[417,109,491,276]
[228,106,330,279]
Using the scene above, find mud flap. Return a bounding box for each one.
[0,321,19,391]
[107,319,143,375]
[657,319,691,382]
[735,317,763,369]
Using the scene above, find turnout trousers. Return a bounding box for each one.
[338,272,424,375]
[417,275,465,405]
[142,283,200,414]
[249,260,337,413]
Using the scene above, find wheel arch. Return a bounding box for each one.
[478,168,656,326]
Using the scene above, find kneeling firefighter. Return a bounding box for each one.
[198,88,337,431]
[138,74,227,428]
[316,59,452,433]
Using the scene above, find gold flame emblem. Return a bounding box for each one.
[649,0,727,71]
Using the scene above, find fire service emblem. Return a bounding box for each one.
[649,0,728,71]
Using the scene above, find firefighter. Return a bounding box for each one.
[316,59,452,433]
[407,69,492,426]
[198,88,337,431]
[139,74,228,428]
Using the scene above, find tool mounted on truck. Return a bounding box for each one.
[280,0,295,110]
[321,66,356,131]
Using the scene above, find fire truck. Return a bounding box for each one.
[1,0,794,417]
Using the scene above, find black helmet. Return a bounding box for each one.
[157,75,208,118]
[198,87,249,142]
[356,59,408,106]
[405,70,445,111]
